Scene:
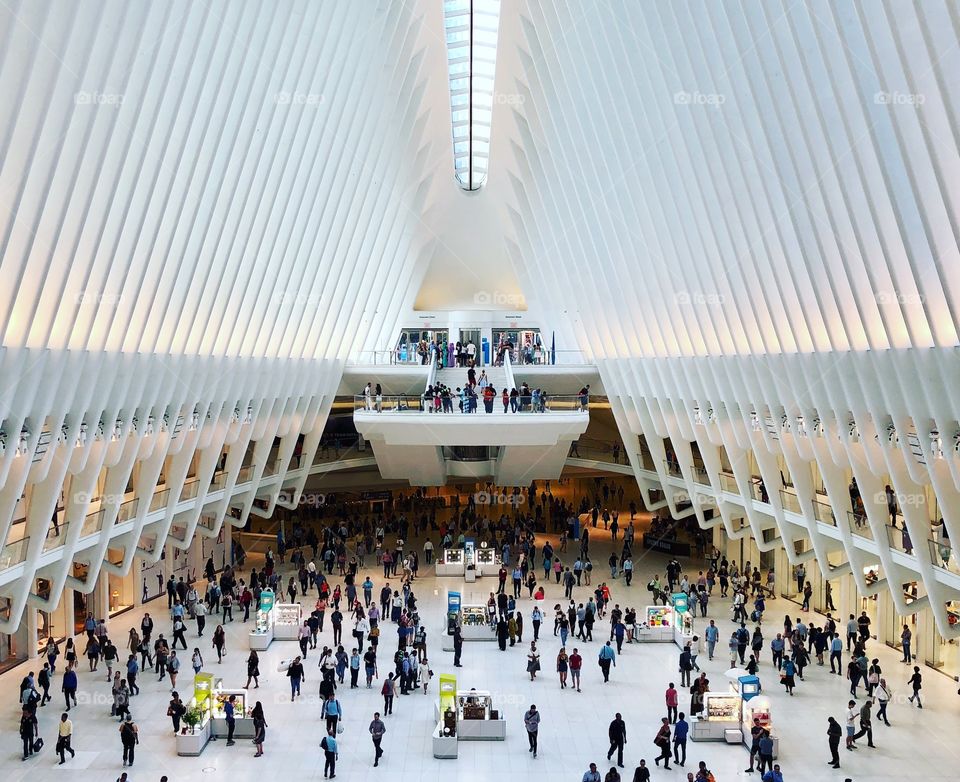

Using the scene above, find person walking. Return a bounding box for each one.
[246,649,260,688]
[62,666,78,710]
[827,716,842,768]
[168,692,186,734]
[761,763,784,782]
[323,693,342,734]
[570,648,583,692]
[252,701,267,757]
[381,673,397,715]
[369,711,386,766]
[583,763,602,782]
[907,665,923,707]
[527,642,541,681]
[875,678,892,725]
[653,717,671,769]
[852,698,876,748]
[524,704,540,758]
[665,683,678,723]
[598,641,616,683]
[287,656,305,701]
[213,625,226,663]
[119,717,138,767]
[56,712,76,764]
[322,729,338,778]
[673,712,688,767]
[606,713,628,767]
[19,706,38,760]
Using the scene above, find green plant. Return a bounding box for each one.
[182,706,205,733]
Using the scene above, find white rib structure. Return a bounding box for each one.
[505,1,960,635]
[0,0,440,632]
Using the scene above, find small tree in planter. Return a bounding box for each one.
[182,706,206,735]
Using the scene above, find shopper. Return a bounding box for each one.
[245,649,260,688]
[673,712,688,767]
[19,706,38,760]
[56,712,76,764]
[280,653,302,698]
[213,625,226,662]
[583,763,602,782]
[224,694,238,745]
[827,716,842,768]
[168,692,186,734]
[875,678,892,725]
[369,711,386,766]
[62,666,78,710]
[382,672,397,714]
[120,717,138,767]
[524,704,541,758]
[665,683,678,723]
[192,648,203,675]
[653,717,671,769]
[852,698,876,748]
[527,642,541,680]
[323,693,343,734]
[252,701,267,757]
[598,641,616,682]
[322,728,338,778]
[907,665,923,707]
[570,648,583,692]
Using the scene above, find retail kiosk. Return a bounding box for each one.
[248,588,275,650]
[432,679,506,759]
[176,672,214,756]
[436,548,465,577]
[635,605,675,642]
[671,593,695,648]
[691,673,778,757]
[273,602,302,641]
[211,681,254,739]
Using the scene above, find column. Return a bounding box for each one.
[25,608,38,660]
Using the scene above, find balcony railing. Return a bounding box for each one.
[149,488,171,513]
[0,536,29,569]
[779,488,803,514]
[118,498,139,523]
[237,465,254,484]
[847,510,872,539]
[663,460,684,479]
[928,537,960,575]
[354,394,587,414]
[179,478,200,502]
[79,509,105,539]
[812,498,836,526]
[718,472,739,494]
[692,466,711,486]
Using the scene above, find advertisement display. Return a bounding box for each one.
[249,588,275,650]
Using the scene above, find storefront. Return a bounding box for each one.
[141,552,167,603]
[107,549,135,617]
[0,598,28,673]
[35,578,71,652]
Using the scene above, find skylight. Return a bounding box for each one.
[443,0,501,191]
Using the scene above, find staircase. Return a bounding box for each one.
[432,365,510,393]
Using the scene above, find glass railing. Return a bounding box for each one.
[928,537,960,575]
[779,488,803,514]
[663,460,684,479]
[349,349,411,365]
[567,440,628,465]
[718,472,739,494]
[118,498,139,523]
[354,394,587,414]
[847,510,872,539]
[887,522,914,554]
[692,466,711,486]
[812,498,836,526]
[210,471,227,490]
[179,478,200,502]
[237,465,254,484]
[0,536,29,569]
[79,509,105,539]
[43,524,66,552]
[149,488,171,513]
[442,446,498,461]
[313,436,362,464]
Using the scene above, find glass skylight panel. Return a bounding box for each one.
[443,0,501,191]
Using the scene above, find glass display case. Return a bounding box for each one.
[249,588,275,650]
[703,693,741,721]
[273,603,302,640]
[455,689,506,740]
[636,606,674,641]
[692,692,744,741]
[459,605,494,640]
[437,548,466,576]
[212,688,248,718]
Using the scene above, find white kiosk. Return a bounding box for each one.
[248,588,275,650]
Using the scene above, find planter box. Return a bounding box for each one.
[176,719,211,756]
[212,717,256,739]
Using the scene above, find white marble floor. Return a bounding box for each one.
[2,534,958,782]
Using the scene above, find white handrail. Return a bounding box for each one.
[503,348,516,391]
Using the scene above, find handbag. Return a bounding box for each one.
[33,737,44,752]
[337,723,344,735]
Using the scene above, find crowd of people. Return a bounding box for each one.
[9,477,935,781]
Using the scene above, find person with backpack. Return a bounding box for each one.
[19,706,39,760]
[381,673,397,714]
[321,729,338,778]
[119,717,138,767]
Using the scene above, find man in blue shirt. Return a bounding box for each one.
[322,730,338,778]
[673,712,689,767]
[582,762,601,782]
[761,762,783,782]
[598,642,616,682]
[704,620,719,660]
[224,694,236,745]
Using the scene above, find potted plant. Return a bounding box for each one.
[183,706,205,734]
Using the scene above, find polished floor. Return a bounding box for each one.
[2,532,958,782]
